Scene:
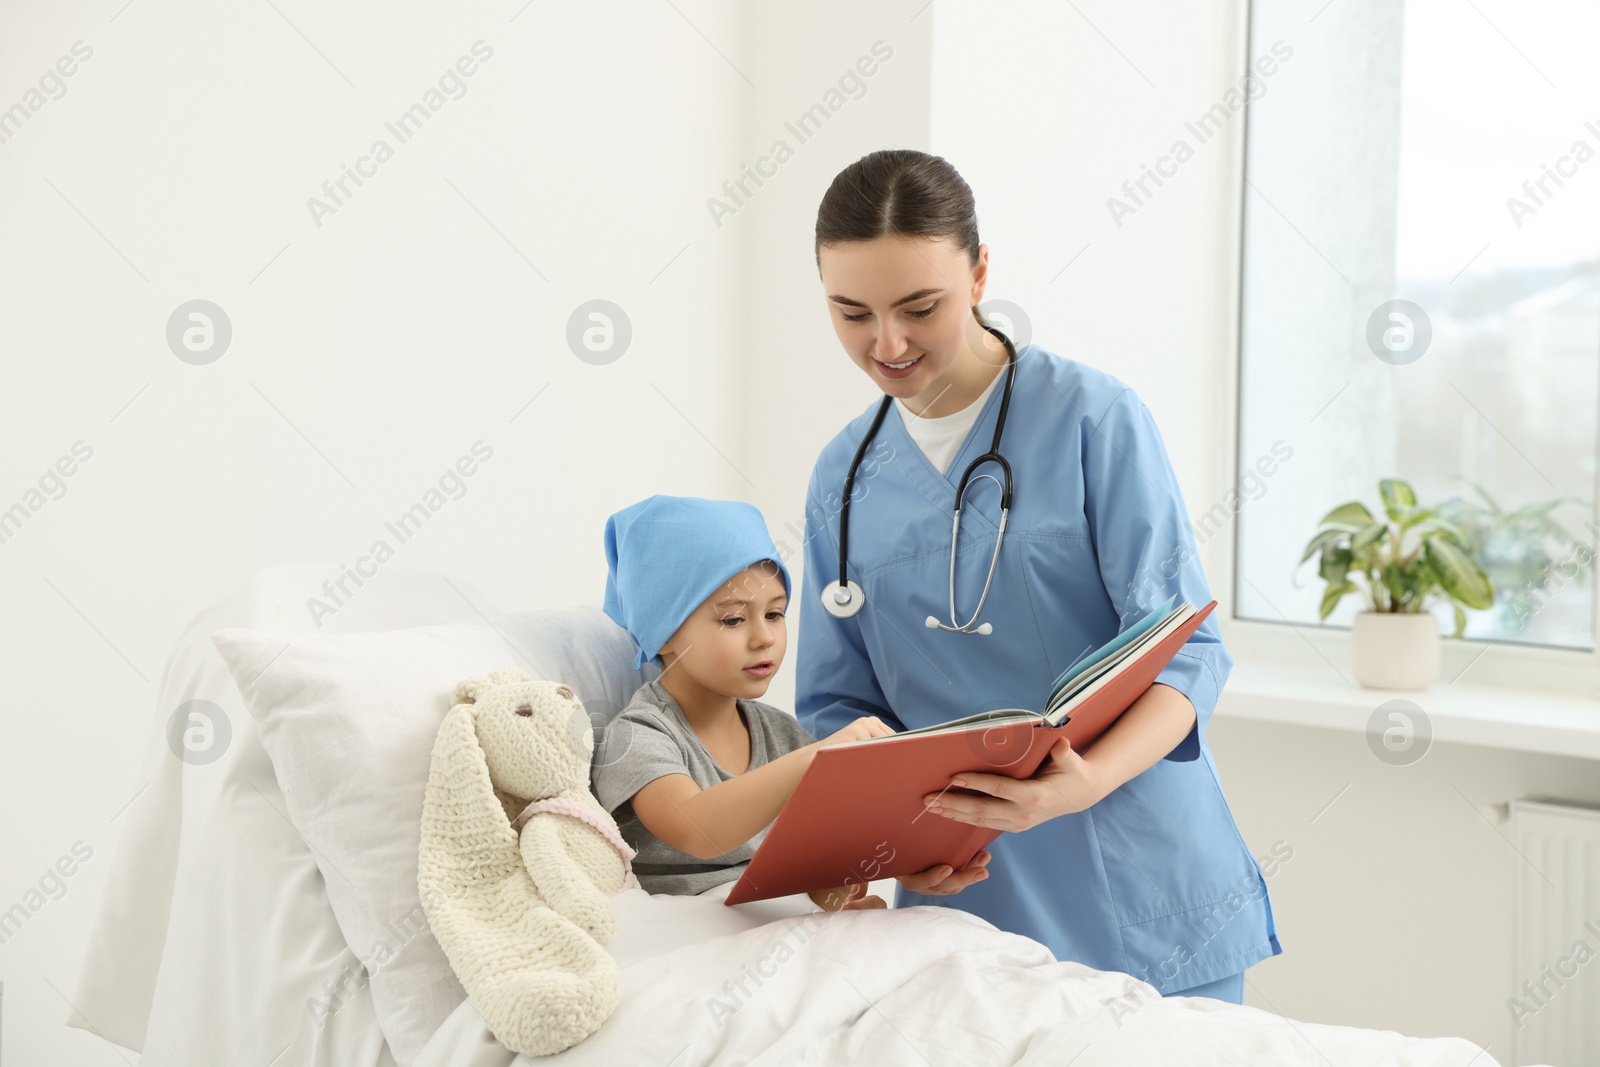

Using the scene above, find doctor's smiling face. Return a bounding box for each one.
[656,562,788,708]
[818,234,1008,420]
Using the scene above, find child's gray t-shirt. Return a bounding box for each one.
[591,678,817,896]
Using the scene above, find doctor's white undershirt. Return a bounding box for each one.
[894,364,1005,476]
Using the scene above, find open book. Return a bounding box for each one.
[724,596,1217,906]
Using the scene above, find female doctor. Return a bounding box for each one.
[794,149,1281,1003]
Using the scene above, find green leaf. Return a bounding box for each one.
[1451,603,1467,639]
[1320,545,1353,586]
[1319,580,1352,621]
[1318,501,1376,529]
[1394,506,1434,532]
[1425,537,1496,610]
[1408,558,1443,614]
[1380,479,1417,520]
[1350,523,1388,554]
[1382,561,1408,604]
[1417,518,1469,545]
[1298,527,1349,566]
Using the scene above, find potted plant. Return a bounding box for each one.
[1298,478,1496,689]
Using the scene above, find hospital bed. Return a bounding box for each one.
[68,565,1517,1066]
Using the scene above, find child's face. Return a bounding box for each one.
[658,562,787,699]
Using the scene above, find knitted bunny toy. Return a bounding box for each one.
[418,668,639,1056]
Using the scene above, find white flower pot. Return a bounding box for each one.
[1350,611,1440,690]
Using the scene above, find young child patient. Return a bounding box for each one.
[591,494,908,911]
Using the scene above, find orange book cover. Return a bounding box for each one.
[724,600,1217,906]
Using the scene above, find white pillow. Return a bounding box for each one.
[70,563,509,1065]
[210,605,653,1067]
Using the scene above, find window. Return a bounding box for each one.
[1234,0,1599,650]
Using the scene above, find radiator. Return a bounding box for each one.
[1510,798,1600,1066]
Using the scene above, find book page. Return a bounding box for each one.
[843,707,1042,744]
[1043,594,1177,706]
[1044,605,1197,724]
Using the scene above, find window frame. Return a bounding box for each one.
[1217,0,1600,699]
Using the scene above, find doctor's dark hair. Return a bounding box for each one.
[814,150,988,325]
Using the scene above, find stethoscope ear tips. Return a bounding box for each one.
[925,616,995,635]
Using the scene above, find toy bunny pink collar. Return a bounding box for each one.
[513,796,640,895]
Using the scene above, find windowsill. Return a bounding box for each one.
[1215,661,1600,761]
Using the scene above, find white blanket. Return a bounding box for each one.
[415,883,1500,1067]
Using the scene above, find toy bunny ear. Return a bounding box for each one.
[451,667,534,705]
[419,702,518,915]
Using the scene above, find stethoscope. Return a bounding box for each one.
[821,322,1018,636]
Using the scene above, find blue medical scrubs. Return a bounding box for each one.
[795,343,1281,996]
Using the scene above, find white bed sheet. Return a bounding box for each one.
[414,881,1505,1067]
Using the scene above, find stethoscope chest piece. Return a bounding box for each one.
[820,578,866,619]
[821,322,1019,635]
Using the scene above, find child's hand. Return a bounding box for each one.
[817,716,896,749]
[808,881,889,911]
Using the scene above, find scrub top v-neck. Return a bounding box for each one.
[894,360,1006,477]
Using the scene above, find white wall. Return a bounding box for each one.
[928,0,1242,506]
[1211,716,1600,1053]
[739,1,933,713]
[1,1,752,1062]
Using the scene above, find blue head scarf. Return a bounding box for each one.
[602,495,793,669]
